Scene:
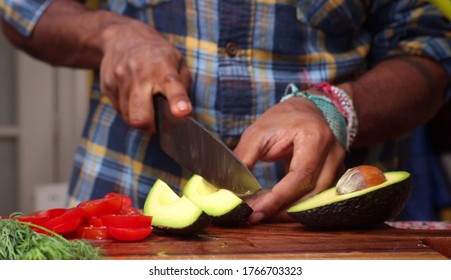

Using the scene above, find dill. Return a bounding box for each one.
[0,217,101,260]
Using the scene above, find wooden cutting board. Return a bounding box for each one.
[90,223,451,260]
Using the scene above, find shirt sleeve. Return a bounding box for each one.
[0,0,54,36]
[366,1,451,95]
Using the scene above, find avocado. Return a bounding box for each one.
[143,179,211,235]
[287,171,412,230]
[183,174,253,226]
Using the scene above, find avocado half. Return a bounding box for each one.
[287,171,412,230]
[143,179,211,235]
[183,174,253,226]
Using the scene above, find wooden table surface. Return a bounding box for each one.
[90,222,451,260]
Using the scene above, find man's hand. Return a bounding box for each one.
[234,96,346,224]
[233,55,448,224]
[1,0,193,134]
[100,20,192,133]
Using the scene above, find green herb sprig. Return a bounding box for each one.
[0,214,101,260]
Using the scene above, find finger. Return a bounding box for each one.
[250,141,345,224]
[300,147,345,200]
[267,149,344,224]
[160,72,192,117]
[100,66,121,114]
[116,65,131,124]
[248,169,314,224]
[127,79,154,131]
[234,127,261,170]
[284,123,339,194]
[248,128,331,223]
[266,210,295,223]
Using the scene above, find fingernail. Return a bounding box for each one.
[176,100,189,112]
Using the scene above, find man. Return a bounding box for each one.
[1,0,450,223]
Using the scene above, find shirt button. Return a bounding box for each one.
[225,42,239,57]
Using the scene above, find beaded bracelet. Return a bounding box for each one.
[313,82,358,149]
[280,83,348,149]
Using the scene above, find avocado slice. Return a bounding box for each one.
[143,179,211,235]
[287,171,412,230]
[183,174,253,226]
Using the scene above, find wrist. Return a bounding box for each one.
[336,82,355,100]
[280,83,358,150]
[99,12,139,54]
[100,14,163,58]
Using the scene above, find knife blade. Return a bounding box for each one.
[155,95,262,196]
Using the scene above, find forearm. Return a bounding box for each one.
[339,56,449,147]
[1,0,140,69]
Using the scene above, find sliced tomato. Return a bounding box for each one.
[103,192,140,215]
[5,208,68,227]
[49,216,83,234]
[101,214,152,228]
[2,215,49,226]
[77,196,123,217]
[107,227,153,241]
[40,208,83,234]
[77,226,111,240]
[88,216,104,227]
[120,206,142,216]
[104,192,133,207]
[31,208,67,220]
[15,215,49,225]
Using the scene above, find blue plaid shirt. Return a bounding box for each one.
[2,0,451,207]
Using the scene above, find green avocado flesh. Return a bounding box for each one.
[143,179,210,235]
[183,175,253,225]
[287,171,412,230]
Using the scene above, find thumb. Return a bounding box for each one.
[161,73,192,117]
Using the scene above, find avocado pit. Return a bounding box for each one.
[336,165,387,195]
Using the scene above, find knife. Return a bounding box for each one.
[155,95,262,196]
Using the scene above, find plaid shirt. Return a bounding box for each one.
[2,0,451,207]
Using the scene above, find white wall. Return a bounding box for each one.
[17,53,89,213]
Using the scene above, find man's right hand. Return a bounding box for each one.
[1,0,192,134]
[100,20,192,133]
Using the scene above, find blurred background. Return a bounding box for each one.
[0,31,88,215]
[1,30,450,221]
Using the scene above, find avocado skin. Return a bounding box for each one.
[212,203,253,226]
[153,212,212,236]
[288,177,412,230]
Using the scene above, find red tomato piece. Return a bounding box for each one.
[9,208,68,227]
[101,214,152,228]
[50,216,83,234]
[15,215,49,226]
[104,192,133,207]
[88,216,104,227]
[77,226,111,240]
[107,227,153,241]
[40,208,83,234]
[31,208,67,220]
[77,196,123,217]
[2,215,49,226]
[120,206,142,216]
